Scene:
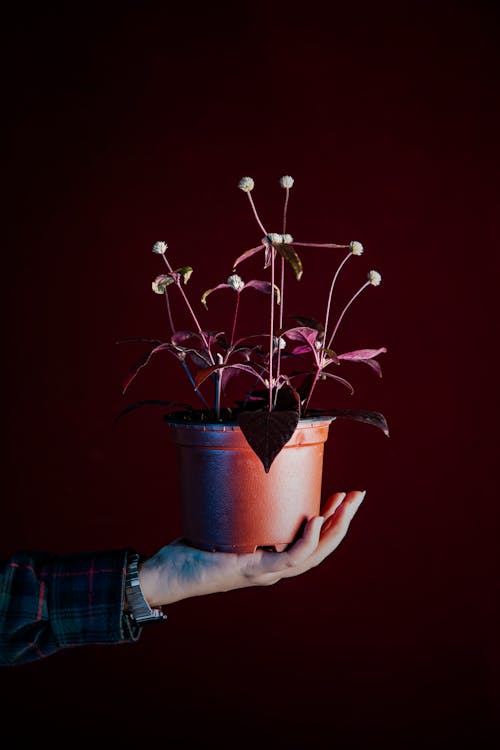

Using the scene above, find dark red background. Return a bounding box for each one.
[1,2,498,746]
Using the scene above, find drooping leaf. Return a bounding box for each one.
[194,362,267,389]
[232,243,266,268]
[307,408,389,436]
[277,243,303,280]
[201,283,232,309]
[243,279,281,304]
[122,343,182,394]
[238,409,300,473]
[152,274,175,294]
[283,326,320,346]
[318,371,355,395]
[337,347,387,378]
[175,266,193,284]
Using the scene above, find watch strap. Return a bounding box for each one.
[125,552,167,624]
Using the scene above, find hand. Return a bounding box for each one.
[139,490,366,607]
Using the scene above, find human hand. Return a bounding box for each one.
[139,490,366,607]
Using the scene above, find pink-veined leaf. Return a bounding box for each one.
[171,330,201,345]
[319,371,355,395]
[232,244,266,268]
[194,362,267,389]
[243,279,280,303]
[122,343,183,394]
[338,347,387,378]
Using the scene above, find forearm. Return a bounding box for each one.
[0,549,141,667]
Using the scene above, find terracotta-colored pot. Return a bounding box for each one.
[165,416,334,553]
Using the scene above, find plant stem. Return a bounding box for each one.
[161,254,214,363]
[291,242,350,248]
[163,288,175,334]
[246,192,268,236]
[282,187,290,234]
[230,292,240,348]
[269,248,275,412]
[322,251,351,351]
[304,368,321,414]
[327,281,371,349]
[181,360,210,409]
[273,256,285,407]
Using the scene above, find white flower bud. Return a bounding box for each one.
[227,273,245,291]
[368,270,382,286]
[350,241,364,256]
[238,176,254,192]
[152,241,168,255]
[279,175,294,189]
[281,233,294,244]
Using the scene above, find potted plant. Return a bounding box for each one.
[117,175,388,553]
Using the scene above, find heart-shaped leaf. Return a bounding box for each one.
[238,409,300,473]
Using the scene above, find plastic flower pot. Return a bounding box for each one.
[165,415,334,553]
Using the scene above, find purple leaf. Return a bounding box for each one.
[338,347,387,361]
[171,330,201,345]
[122,343,181,394]
[319,371,355,395]
[238,410,300,473]
[194,362,267,389]
[338,347,387,377]
[232,244,266,268]
[243,280,279,302]
[307,408,389,436]
[283,326,320,348]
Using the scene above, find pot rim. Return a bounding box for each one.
[164,412,335,430]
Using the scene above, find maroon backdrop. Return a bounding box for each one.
[2,2,498,746]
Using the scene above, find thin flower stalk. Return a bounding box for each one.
[322,251,352,352]
[268,247,276,411]
[160,253,214,362]
[291,242,350,249]
[327,279,373,349]
[230,292,240,348]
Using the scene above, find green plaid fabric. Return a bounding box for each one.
[0,549,142,666]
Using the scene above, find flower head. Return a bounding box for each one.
[266,232,283,245]
[350,241,364,256]
[152,241,168,255]
[279,175,294,189]
[226,273,245,291]
[238,176,254,192]
[368,270,382,286]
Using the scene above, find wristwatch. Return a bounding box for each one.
[125,552,167,623]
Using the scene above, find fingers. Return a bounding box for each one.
[278,490,366,577]
[321,491,347,520]
[256,515,324,576]
[320,490,366,540]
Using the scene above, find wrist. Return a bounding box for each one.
[125,552,167,624]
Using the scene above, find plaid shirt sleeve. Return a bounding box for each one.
[0,548,142,666]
